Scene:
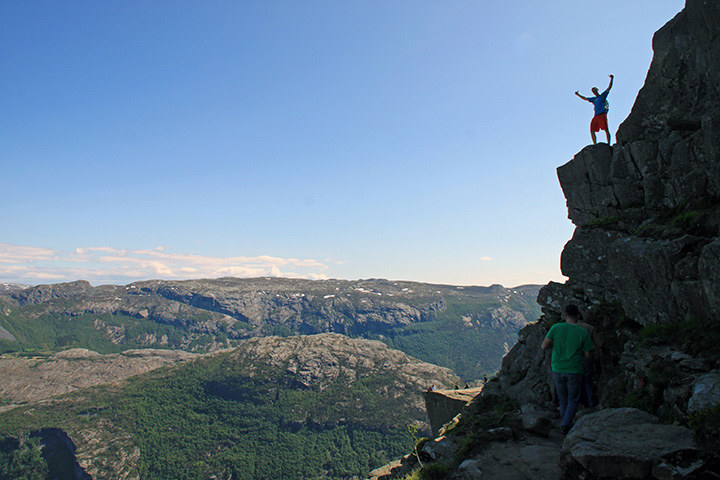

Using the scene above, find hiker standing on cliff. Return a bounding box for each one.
[575,74,614,144]
[541,304,594,434]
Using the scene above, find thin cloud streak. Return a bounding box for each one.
[0,243,330,285]
[0,244,58,263]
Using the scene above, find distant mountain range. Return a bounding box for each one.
[0,277,541,381]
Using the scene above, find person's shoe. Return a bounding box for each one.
[558,425,571,435]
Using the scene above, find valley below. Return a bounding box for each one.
[0,277,540,479]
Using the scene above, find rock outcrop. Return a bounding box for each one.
[228,333,460,409]
[514,0,720,413]
[380,1,720,478]
[423,388,483,436]
[0,348,198,409]
[368,385,567,480]
[555,0,720,326]
[506,1,720,475]
[559,408,700,479]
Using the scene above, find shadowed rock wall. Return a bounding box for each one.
[551,0,720,327]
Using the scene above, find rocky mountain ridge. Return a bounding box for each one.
[4,277,535,332]
[0,283,29,292]
[377,1,720,478]
[221,333,460,428]
[0,277,541,380]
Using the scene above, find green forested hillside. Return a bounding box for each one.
[0,310,190,355]
[0,334,457,479]
[378,294,529,380]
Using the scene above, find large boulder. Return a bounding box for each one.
[687,371,720,414]
[560,408,700,479]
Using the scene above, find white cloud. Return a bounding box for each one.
[0,243,58,264]
[75,246,126,256]
[479,256,493,261]
[0,242,330,286]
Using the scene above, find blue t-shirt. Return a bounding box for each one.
[589,90,610,116]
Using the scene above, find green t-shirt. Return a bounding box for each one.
[546,322,594,374]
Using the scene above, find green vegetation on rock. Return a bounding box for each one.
[0,436,48,480]
[0,334,455,479]
[0,309,187,355]
[379,295,524,380]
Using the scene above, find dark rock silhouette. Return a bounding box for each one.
[372,1,720,478]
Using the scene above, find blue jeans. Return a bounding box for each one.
[553,372,583,428]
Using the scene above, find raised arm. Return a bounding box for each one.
[575,91,589,101]
[606,74,614,93]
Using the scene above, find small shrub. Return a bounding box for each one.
[419,462,451,480]
[407,424,429,466]
[638,317,720,362]
[648,363,676,389]
[400,463,452,480]
[688,405,720,453]
[622,386,656,414]
[668,210,701,229]
[492,398,520,417]
[415,437,430,453]
[586,216,620,229]
[639,322,679,341]
[402,470,423,480]
[455,432,482,461]
[681,317,720,361]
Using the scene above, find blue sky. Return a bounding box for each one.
[1,1,685,287]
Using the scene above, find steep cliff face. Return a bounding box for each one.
[504,0,720,474]
[553,0,720,326]
[507,0,720,425]
[381,2,720,478]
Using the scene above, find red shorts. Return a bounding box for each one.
[591,113,608,132]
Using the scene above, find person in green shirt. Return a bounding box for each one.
[541,304,594,434]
